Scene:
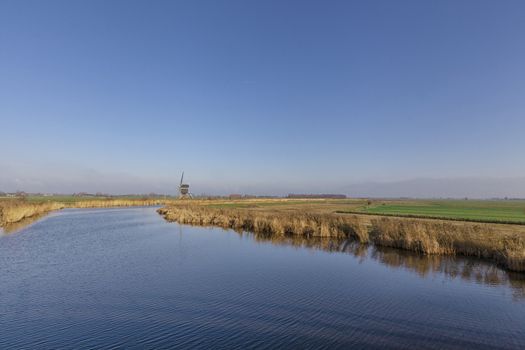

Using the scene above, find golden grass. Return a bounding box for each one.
[157,202,525,272]
[0,201,64,226]
[368,217,525,272]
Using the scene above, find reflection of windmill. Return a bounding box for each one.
[178,172,192,199]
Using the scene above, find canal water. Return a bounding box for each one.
[1,207,524,349]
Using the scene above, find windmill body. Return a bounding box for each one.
[178,172,192,199]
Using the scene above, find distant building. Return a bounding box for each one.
[73,192,96,197]
[287,194,347,199]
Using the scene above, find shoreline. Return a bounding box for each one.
[4,198,524,273]
[157,204,525,273]
[0,199,171,229]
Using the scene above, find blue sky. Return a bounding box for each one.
[1,0,524,196]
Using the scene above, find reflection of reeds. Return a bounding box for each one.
[158,205,525,273]
[370,246,525,300]
[1,212,50,234]
[235,230,525,300]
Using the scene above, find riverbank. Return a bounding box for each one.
[158,201,525,272]
[0,198,171,228]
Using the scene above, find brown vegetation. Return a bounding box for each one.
[0,201,64,227]
[157,203,525,272]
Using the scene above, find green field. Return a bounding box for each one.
[352,200,525,224]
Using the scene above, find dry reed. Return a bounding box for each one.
[0,201,64,227]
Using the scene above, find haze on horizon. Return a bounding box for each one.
[1,0,524,198]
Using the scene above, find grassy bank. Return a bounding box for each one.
[0,198,172,228]
[157,200,525,272]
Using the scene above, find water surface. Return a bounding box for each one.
[1,207,524,349]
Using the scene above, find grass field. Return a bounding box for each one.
[350,200,525,224]
[183,198,525,225]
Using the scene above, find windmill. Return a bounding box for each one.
[178,172,192,199]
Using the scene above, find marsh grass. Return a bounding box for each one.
[0,201,64,227]
[158,204,525,272]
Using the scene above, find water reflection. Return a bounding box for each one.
[239,231,525,300]
[0,213,50,235]
[2,212,524,300]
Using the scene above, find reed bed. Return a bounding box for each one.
[158,204,525,272]
[0,201,64,227]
